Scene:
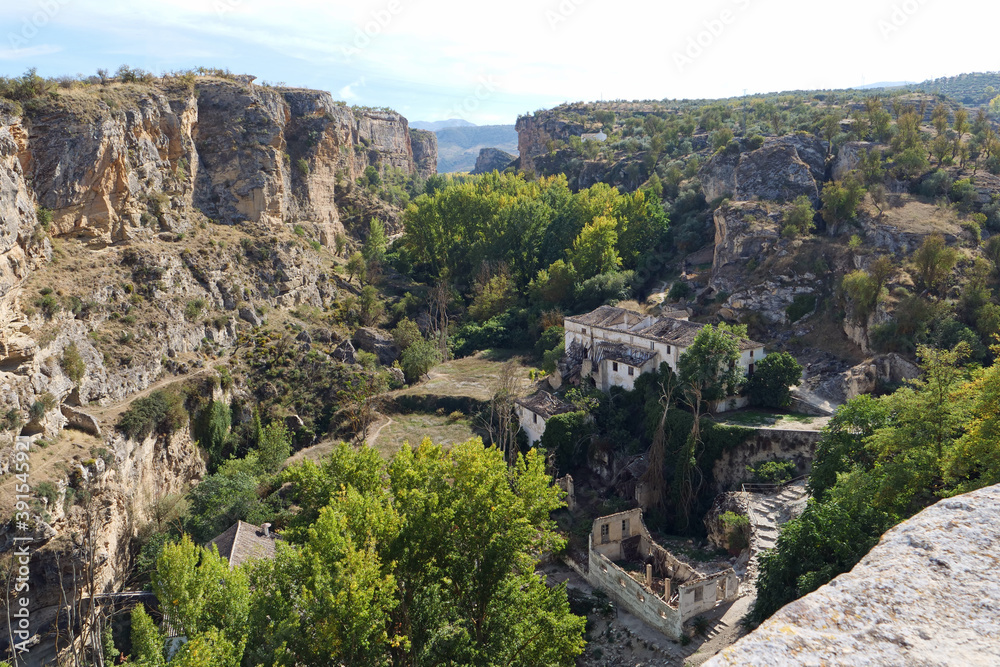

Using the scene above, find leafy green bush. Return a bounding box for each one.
[668,281,693,301]
[786,294,817,323]
[117,390,188,441]
[719,511,750,552]
[781,196,816,238]
[745,352,804,408]
[195,400,233,466]
[535,326,565,359]
[573,271,633,311]
[747,459,796,484]
[184,298,206,321]
[61,342,86,384]
[400,339,441,383]
[296,158,310,176]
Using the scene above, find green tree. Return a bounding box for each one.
[912,233,958,293]
[529,260,577,307]
[130,605,166,666]
[184,459,272,542]
[248,439,585,666]
[61,342,86,385]
[540,411,592,474]
[196,400,233,467]
[820,174,866,230]
[781,196,815,238]
[399,338,441,383]
[391,317,423,351]
[677,323,747,404]
[152,535,250,660]
[257,420,291,471]
[347,251,366,284]
[745,352,804,409]
[568,216,621,280]
[363,219,387,259]
[359,285,385,326]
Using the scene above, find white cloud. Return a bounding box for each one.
[0,0,995,123]
[0,44,61,60]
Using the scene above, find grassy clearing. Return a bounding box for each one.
[394,349,537,402]
[716,410,816,429]
[369,412,480,458]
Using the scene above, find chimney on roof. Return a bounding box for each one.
[262,523,271,538]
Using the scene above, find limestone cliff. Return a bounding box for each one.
[409,128,438,178]
[515,113,585,174]
[700,135,828,204]
[706,484,1000,666]
[711,202,830,324]
[471,147,515,175]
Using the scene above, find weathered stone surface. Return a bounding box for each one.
[710,430,818,494]
[472,147,515,175]
[515,114,585,174]
[409,128,438,178]
[707,484,1000,667]
[353,327,399,366]
[711,202,818,323]
[24,89,199,244]
[704,492,750,552]
[239,306,263,327]
[701,134,827,203]
[832,141,877,181]
[841,353,920,400]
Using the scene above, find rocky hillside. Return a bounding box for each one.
[0,73,434,656]
[706,484,1000,666]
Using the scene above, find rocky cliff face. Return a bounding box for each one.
[16,79,430,251]
[706,484,1000,666]
[711,202,827,324]
[0,104,41,332]
[515,113,585,174]
[472,147,515,175]
[24,88,199,246]
[701,135,828,203]
[0,77,428,655]
[409,128,438,178]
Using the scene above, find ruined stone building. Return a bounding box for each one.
[514,390,575,446]
[581,508,739,639]
[560,306,765,412]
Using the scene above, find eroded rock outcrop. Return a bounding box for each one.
[409,128,438,178]
[711,202,819,324]
[701,134,827,203]
[707,484,1000,667]
[515,113,586,174]
[472,147,515,175]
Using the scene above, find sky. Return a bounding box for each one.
[0,0,995,125]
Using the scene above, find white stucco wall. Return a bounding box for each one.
[516,405,547,445]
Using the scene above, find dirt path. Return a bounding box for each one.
[88,357,221,430]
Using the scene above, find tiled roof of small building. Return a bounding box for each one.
[208,521,279,568]
[568,306,763,351]
[515,391,576,419]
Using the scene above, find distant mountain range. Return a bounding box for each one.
[412,120,519,173]
[853,81,916,90]
[410,119,477,131]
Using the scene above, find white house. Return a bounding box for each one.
[581,131,608,142]
[515,391,575,446]
[563,305,766,407]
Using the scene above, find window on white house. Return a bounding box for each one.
[622,518,630,536]
[628,367,634,376]
[600,524,610,543]
[693,587,703,602]
[612,362,619,372]
[533,413,537,424]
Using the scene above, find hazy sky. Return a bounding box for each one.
[0,0,994,125]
